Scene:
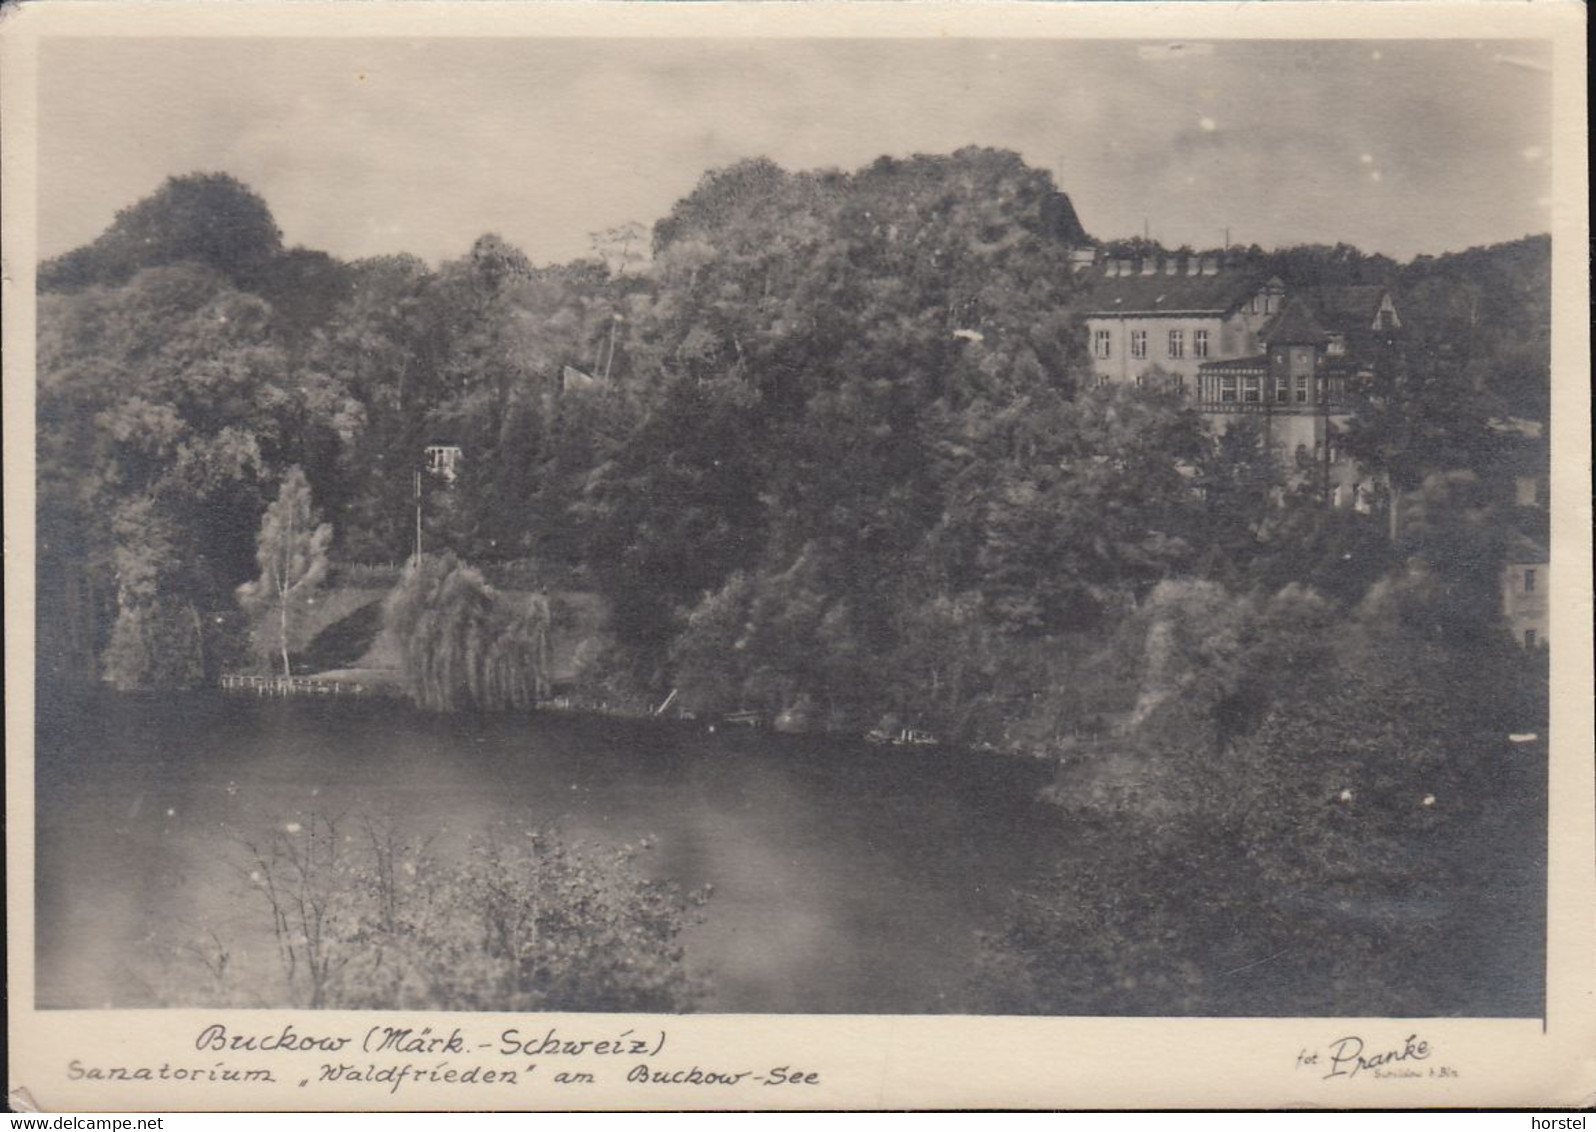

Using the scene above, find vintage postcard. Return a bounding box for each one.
[4,0,1592,1112]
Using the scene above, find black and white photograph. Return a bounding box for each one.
[5,1,1592,1112]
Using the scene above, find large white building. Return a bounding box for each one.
[1082,256,1284,393]
[1081,256,1402,509]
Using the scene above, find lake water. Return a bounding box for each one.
[35,689,1059,1013]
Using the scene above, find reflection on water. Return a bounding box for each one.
[35,689,1057,1013]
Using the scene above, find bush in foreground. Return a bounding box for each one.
[153,814,708,1012]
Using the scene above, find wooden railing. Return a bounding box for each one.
[219,674,398,698]
[1192,398,1351,415]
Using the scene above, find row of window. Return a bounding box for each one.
[1094,328,1210,361]
[1210,374,1323,404]
[1096,372,1194,395]
[1094,370,1338,405]
[1092,371,1336,405]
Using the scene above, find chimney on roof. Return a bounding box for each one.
[1186,257,1199,276]
[1141,259,1157,276]
[1164,259,1178,275]
[1201,256,1219,276]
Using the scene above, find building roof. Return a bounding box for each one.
[1196,354,1365,378]
[1488,416,1545,440]
[1492,424,1550,477]
[1300,284,1393,332]
[1504,534,1548,565]
[1197,354,1269,374]
[561,365,607,391]
[1260,297,1330,345]
[1081,269,1272,317]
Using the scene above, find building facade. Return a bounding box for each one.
[1193,296,1371,508]
[1081,256,1401,509]
[1501,536,1549,650]
[1082,257,1286,393]
[424,443,463,483]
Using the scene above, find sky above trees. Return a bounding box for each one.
[39,36,1552,268]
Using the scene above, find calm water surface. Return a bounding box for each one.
[36,689,1059,1012]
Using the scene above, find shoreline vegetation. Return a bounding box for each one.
[38,154,1549,1014]
[138,808,709,1013]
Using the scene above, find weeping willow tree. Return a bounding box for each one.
[383,552,552,712]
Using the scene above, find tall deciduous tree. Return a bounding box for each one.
[238,466,333,677]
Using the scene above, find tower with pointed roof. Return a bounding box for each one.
[1194,293,1377,506]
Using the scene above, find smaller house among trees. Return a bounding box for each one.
[424,443,463,484]
[1501,535,1549,651]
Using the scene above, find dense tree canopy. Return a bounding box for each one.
[39,173,285,293]
[38,157,1547,731]
[37,155,1550,1017]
